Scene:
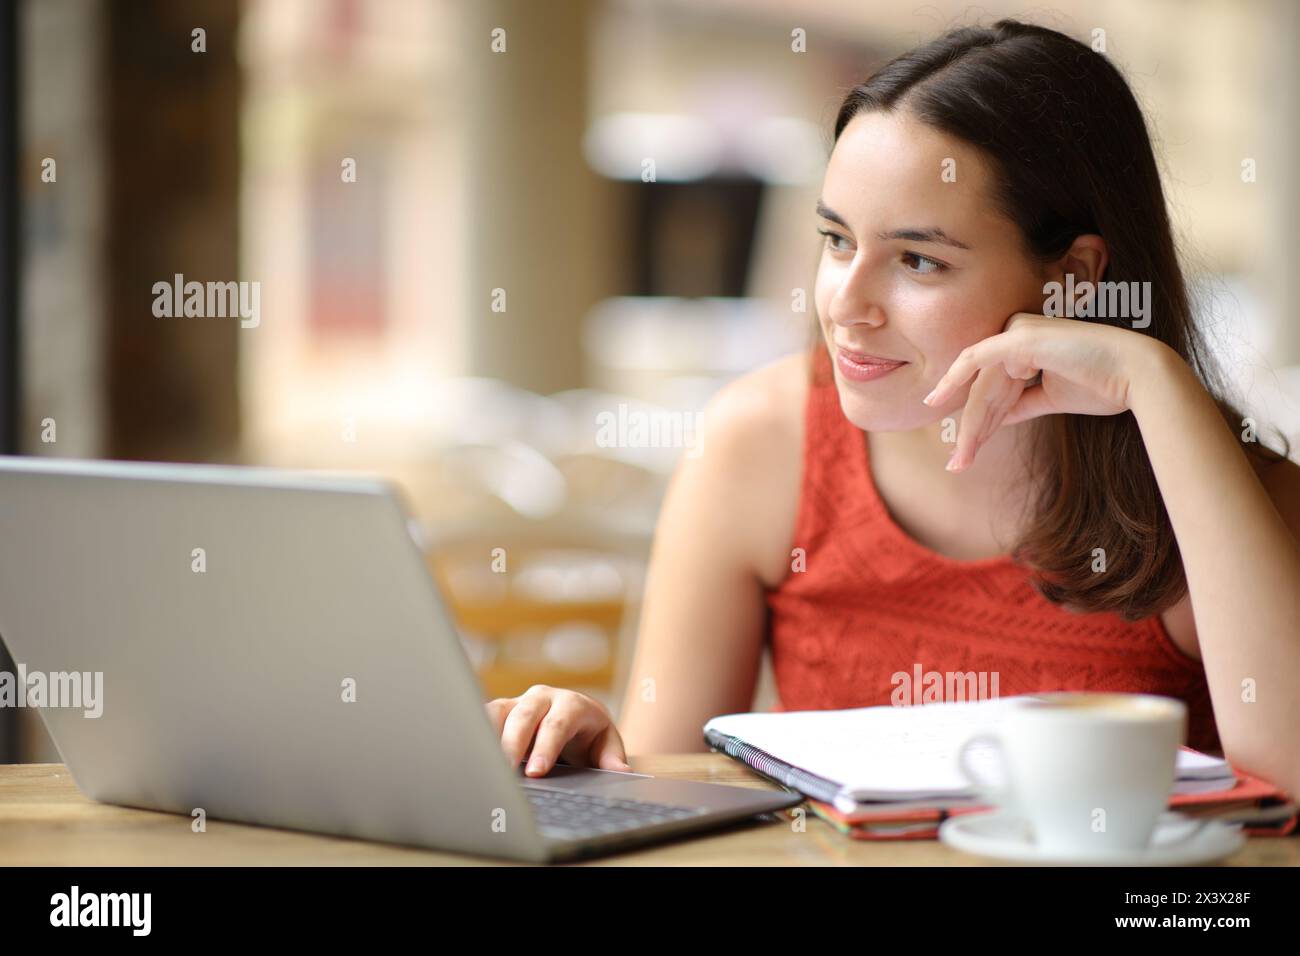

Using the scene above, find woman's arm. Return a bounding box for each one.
[926,314,1300,796]
[1126,343,1300,796]
[617,357,805,755]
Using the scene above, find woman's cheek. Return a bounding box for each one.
[887,292,963,359]
[813,263,839,331]
[813,255,839,298]
[902,282,996,341]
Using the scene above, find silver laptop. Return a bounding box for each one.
[0,456,799,863]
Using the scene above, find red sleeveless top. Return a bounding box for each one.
[765,351,1221,755]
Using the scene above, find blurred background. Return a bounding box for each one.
[2,0,1299,762]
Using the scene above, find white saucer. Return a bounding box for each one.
[938,810,1246,866]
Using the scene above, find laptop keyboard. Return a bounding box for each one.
[522,786,710,842]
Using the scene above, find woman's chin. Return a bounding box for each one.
[835,388,931,433]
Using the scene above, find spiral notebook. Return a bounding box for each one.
[703,696,1298,837]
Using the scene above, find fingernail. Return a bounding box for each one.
[922,388,938,406]
[527,757,544,773]
[945,453,959,472]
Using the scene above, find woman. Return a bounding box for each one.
[486,20,1300,796]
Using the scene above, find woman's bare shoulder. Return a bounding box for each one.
[712,349,809,412]
[702,351,807,459]
[697,351,808,585]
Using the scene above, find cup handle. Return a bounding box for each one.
[957,732,1011,808]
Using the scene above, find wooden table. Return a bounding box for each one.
[1,755,1295,866]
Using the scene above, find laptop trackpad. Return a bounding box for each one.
[517,762,652,795]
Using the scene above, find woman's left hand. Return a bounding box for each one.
[922,312,1169,472]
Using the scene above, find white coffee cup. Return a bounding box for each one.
[956,692,1192,858]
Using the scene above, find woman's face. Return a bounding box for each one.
[814,110,1048,431]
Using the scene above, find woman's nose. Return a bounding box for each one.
[829,262,886,329]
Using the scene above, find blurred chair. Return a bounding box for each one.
[421,517,650,706]
[407,378,663,703]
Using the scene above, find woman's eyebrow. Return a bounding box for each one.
[816,200,970,250]
[815,199,849,228]
[877,227,971,250]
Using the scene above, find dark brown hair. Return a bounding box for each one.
[829,19,1289,620]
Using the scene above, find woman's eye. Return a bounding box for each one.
[901,251,946,275]
[817,228,851,253]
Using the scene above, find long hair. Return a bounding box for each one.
[829,19,1288,620]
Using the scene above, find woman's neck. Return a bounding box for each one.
[905,411,1033,472]
[872,411,1042,521]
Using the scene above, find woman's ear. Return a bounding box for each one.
[1050,234,1109,286]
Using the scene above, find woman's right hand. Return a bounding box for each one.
[485,685,633,778]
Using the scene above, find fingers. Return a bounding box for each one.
[948,370,994,471]
[949,367,1022,472]
[975,372,1029,445]
[490,686,629,778]
[1000,384,1056,427]
[551,704,634,775]
[1003,311,1043,335]
[925,328,1039,411]
[498,689,552,771]
[527,697,585,776]
[923,344,985,409]
[589,725,633,773]
[485,697,515,739]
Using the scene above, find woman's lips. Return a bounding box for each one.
[835,346,907,382]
